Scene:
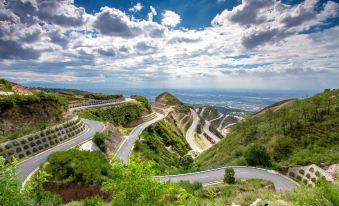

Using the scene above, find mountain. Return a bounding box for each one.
[133,92,193,173]
[195,89,339,170]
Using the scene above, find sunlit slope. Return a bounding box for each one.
[195,89,339,170]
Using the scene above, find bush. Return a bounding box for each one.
[45,149,111,185]
[81,196,105,206]
[84,93,123,100]
[245,144,271,167]
[224,168,235,184]
[93,132,107,153]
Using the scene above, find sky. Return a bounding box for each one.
[0,0,339,90]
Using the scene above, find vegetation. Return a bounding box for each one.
[0,92,68,113]
[132,95,151,112]
[195,90,339,170]
[45,149,111,185]
[76,102,148,127]
[156,92,184,105]
[0,79,12,92]
[83,93,123,100]
[93,132,108,153]
[245,144,271,167]
[224,168,235,184]
[133,118,193,174]
[38,88,91,96]
[0,156,61,206]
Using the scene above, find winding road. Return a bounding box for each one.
[203,114,223,144]
[16,104,298,192]
[69,98,135,112]
[17,119,105,184]
[185,109,203,153]
[159,167,298,191]
[116,113,165,164]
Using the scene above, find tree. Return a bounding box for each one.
[93,132,107,153]
[245,144,271,167]
[224,168,235,184]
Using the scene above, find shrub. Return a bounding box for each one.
[289,172,295,178]
[81,196,105,206]
[224,168,236,184]
[245,144,271,167]
[45,149,111,185]
[93,133,108,153]
[315,171,321,177]
[299,169,305,175]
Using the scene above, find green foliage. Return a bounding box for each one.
[0,92,68,113]
[45,149,111,185]
[291,180,339,206]
[76,102,146,127]
[195,89,339,170]
[81,196,105,206]
[102,160,199,206]
[0,156,61,206]
[93,132,108,153]
[133,95,151,111]
[0,79,12,91]
[133,118,192,174]
[245,144,271,167]
[156,92,184,105]
[84,93,123,100]
[224,168,235,184]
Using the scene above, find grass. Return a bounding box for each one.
[119,127,134,136]
[132,117,193,174]
[76,102,148,127]
[195,89,339,170]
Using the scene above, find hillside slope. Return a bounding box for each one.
[154,92,192,133]
[195,89,339,170]
[0,90,68,142]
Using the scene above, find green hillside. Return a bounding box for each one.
[195,89,339,170]
[0,92,68,142]
[76,102,150,127]
[133,116,193,174]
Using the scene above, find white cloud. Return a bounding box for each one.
[161,10,181,27]
[129,2,143,13]
[0,0,338,89]
[148,6,157,21]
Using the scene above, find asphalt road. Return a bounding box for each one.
[203,119,221,144]
[159,167,298,191]
[69,98,135,112]
[16,119,105,184]
[186,109,203,153]
[116,113,165,164]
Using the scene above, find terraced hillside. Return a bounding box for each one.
[195,89,339,170]
[0,92,69,142]
[132,93,193,173]
[154,92,192,134]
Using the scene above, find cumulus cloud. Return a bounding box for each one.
[161,10,181,27]
[0,0,338,89]
[93,7,165,38]
[212,0,339,48]
[129,2,143,13]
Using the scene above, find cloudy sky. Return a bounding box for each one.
[0,0,338,90]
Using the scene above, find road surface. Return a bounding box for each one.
[203,119,221,144]
[159,167,298,191]
[16,119,105,184]
[69,98,135,112]
[186,109,203,153]
[116,113,165,164]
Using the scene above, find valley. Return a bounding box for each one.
[0,79,338,205]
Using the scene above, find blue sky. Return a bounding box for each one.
[0,0,339,90]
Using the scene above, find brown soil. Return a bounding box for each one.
[127,118,144,127]
[11,84,39,95]
[43,182,112,203]
[104,123,124,154]
[0,101,64,133]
